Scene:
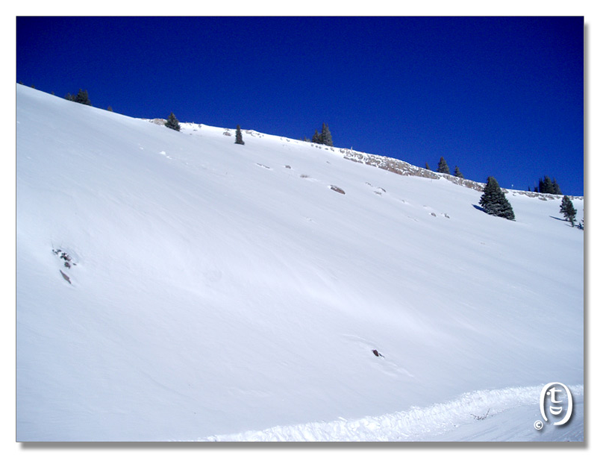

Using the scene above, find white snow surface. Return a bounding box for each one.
[207,384,584,442]
[16,85,584,441]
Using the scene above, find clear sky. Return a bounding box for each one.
[16,16,584,195]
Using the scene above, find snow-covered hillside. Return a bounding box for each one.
[16,85,584,441]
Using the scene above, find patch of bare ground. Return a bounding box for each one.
[340,148,583,200]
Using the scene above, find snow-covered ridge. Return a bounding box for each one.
[151,118,581,199]
[16,85,584,441]
[204,384,584,442]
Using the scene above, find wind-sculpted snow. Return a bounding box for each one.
[204,385,584,442]
[16,85,584,441]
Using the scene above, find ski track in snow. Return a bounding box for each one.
[203,384,584,442]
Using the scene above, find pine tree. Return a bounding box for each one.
[537,175,561,194]
[535,175,562,195]
[310,124,333,146]
[559,195,577,226]
[454,166,464,178]
[552,178,562,195]
[311,129,322,144]
[165,112,181,131]
[437,156,450,174]
[425,162,430,170]
[235,125,245,145]
[543,176,555,194]
[74,89,92,106]
[321,123,333,146]
[479,176,515,220]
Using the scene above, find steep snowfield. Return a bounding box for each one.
[16,85,584,441]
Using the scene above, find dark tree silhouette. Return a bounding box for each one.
[165,112,181,131]
[437,157,450,174]
[559,195,577,226]
[479,176,515,220]
[310,123,333,146]
[235,125,245,145]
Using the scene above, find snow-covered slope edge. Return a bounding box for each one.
[167,120,583,202]
[16,85,584,441]
[205,384,584,442]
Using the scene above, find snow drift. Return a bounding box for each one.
[207,384,584,442]
[16,85,584,441]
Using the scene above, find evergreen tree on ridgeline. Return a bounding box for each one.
[74,89,92,106]
[543,176,555,194]
[320,123,333,147]
[479,176,515,220]
[310,123,333,146]
[454,166,464,178]
[312,129,322,144]
[425,162,430,170]
[165,112,181,131]
[559,195,577,226]
[536,175,562,195]
[437,156,450,174]
[66,89,92,105]
[552,178,562,195]
[235,125,245,145]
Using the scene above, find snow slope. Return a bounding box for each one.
[16,85,584,441]
[207,384,584,441]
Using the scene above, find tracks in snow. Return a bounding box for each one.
[202,384,583,442]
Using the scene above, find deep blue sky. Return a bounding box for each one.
[16,16,583,195]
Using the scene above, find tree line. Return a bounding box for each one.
[425,156,464,179]
[425,155,568,200]
[533,176,562,195]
